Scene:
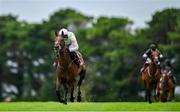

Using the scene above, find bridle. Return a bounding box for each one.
[54,36,67,54]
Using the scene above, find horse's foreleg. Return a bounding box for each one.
[146,86,152,104]
[168,88,175,101]
[56,78,62,103]
[145,90,148,101]
[156,87,160,101]
[148,90,152,104]
[77,86,81,102]
[144,80,148,101]
[167,91,171,101]
[63,83,68,104]
[153,84,158,101]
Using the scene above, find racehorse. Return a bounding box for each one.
[54,32,86,104]
[141,51,161,103]
[157,69,176,102]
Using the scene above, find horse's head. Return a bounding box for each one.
[161,71,169,81]
[151,50,159,65]
[54,33,66,52]
[159,70,168,90]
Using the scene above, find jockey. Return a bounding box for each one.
[141,44,163,73]
[54,28,80,68]
[163,59,176,83]
[164,59,173,75]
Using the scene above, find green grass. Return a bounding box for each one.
[0,102,179,111]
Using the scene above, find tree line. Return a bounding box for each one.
[0,8,180,101]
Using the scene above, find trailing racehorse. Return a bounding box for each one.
[157,69,176,102]
[141,51,161,103]
[54,32,86,104]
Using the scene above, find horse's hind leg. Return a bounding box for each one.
[172,87,175,99]
[77,68,86,102]
[70,84,75,102]
[62,83,68,104]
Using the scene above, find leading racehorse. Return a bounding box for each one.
[54,32,86,104]
[141,51,161,103]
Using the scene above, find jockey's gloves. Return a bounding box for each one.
[159,54,163,58]
[143,54,147,58]
[146,58,152,63]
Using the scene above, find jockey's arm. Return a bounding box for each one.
[68,32,79,52]
[142,49,151,60]
[156,49,164,60]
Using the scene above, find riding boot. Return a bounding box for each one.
[141,63,149,73]
[69,52,80,67]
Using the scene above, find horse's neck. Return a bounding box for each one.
[59,52,71,66]
[161,75,169,86]
[149,62,157,76]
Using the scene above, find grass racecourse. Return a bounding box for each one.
[0,102,180,111]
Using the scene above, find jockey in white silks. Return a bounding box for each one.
[54,28,81,68]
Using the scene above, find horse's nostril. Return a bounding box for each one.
[55,46,59,49]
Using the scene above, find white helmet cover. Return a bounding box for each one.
[59,28,68,36]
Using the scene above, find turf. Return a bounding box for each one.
[0,102,179,111]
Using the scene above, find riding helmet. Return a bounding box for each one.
[59,28,68,37]
[149,44,156,50]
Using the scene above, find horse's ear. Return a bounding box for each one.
[55,31,58,37]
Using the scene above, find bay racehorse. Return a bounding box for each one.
[157,69,176,102]
[141,51,161,103]
[54,32,86,104]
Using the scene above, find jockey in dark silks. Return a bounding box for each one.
[164,59,173,74]
[141,44,164,73]
[163,59,176,84]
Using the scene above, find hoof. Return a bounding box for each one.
[77,96,81,102]
[63,101,67,105]
[58,99,63,103]
[149,100,152,104]
[70,97,75,102]
[60,98,67,105]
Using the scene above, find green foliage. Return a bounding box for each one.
[146,8,180,44]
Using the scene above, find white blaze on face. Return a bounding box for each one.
[55,41,59,46]
[163,74,165,77]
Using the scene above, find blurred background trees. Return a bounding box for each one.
[0,8,179,102]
